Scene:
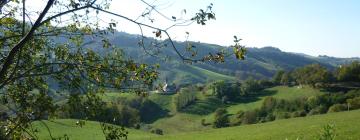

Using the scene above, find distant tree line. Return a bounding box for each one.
[211,79,273,103]
[212,89,360,128]
[56,94,165,129]
[273,61,360,89]
[210,62,360,128]
[173,86,197,111]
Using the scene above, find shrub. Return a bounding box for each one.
[328,104,347,113]
[134,123,141,129]
[241,110,258,124]
[201,119,210,126]
[308,105,328,116]
[222,96,229,104]
[307,96,321,110]
[230,110,245,126]
[213,108,229,128]
[150,128,164,135]
[264,113,276,122]
[261,97,277,112]
[291,110,307,118]
[274,111,291,120]
[115,105,140,127]
[347,96,360,110]
[317,124,336,140]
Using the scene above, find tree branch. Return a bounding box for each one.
[0,0,55,85]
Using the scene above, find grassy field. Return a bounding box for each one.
[34,110,360,140]
[31,119,155,140]
[226,86,326,114]
[139,109,360,140]
[149,86,327,134]
[32,86,338,139]
[171,65,236,84]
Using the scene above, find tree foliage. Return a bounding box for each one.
[0,0,246,139]
[292,64,332,87]
[336,61,360,82]
[174,87,197,111]
[212,81,240,100]
[213,108,229,128]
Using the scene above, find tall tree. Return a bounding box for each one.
[0,0,246,139]
[336,61,360,82]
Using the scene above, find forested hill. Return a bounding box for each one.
[85,32,359,84]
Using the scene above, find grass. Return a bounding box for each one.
[31,86,359,139]
[148,94,175,111]
[171,65,236,84]
[150,113,209,134]
[226,86,326,114]
[149,86,327,133]
[100,92,136,102]
[34,110,360,140]
[31,119,155,140]
[139,109,360,140]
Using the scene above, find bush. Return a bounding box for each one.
[291,110,307,118]
[347,96,360,110]
[134,123,141,129]
[328,104,347,113]
[307,96,321,110]
[201,119,210,126]
[274,112,291,120]
[230,110,245,126]
[114,105,140,127]
[213,108,229,128]
[150,128,164,135]
[308,105,328,116]
[241,110,258,125]
[222,96,229,104]
[317,124,336,140]
[261,97,277,112]
[264,113,275,122]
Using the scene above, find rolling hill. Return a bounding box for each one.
[31,86,360,139]
[142,110,360,140]
[33,110,360,140]
[84,32,359,84]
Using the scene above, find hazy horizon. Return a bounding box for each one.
[29,0,360,57]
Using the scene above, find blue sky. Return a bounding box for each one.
[31,0,360,57]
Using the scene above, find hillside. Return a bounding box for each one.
[143,110,360,140]
[85,32,360,84]
[149,86,326,134]
[32,110,360,140]
[31,86,360,139]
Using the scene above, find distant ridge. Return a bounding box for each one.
[82,31,360,84]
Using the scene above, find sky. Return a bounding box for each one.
[29,0,360,57]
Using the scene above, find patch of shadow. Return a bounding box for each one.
[180,97,225,115]
[230,89,277,104]
[140,100,171,123]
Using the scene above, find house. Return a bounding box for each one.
[161,80,177,94]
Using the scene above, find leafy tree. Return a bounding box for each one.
[273,70,285,85]
[212,81,241,100]
[280,72,293,86]
[213,108,229,128]
[174,87,197,111]
[327,104,347,113]
[241,78,262,95]
[0,0,246,139]
[336,61,360,82]
[293,64,332,87]
[346,97,360,110]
